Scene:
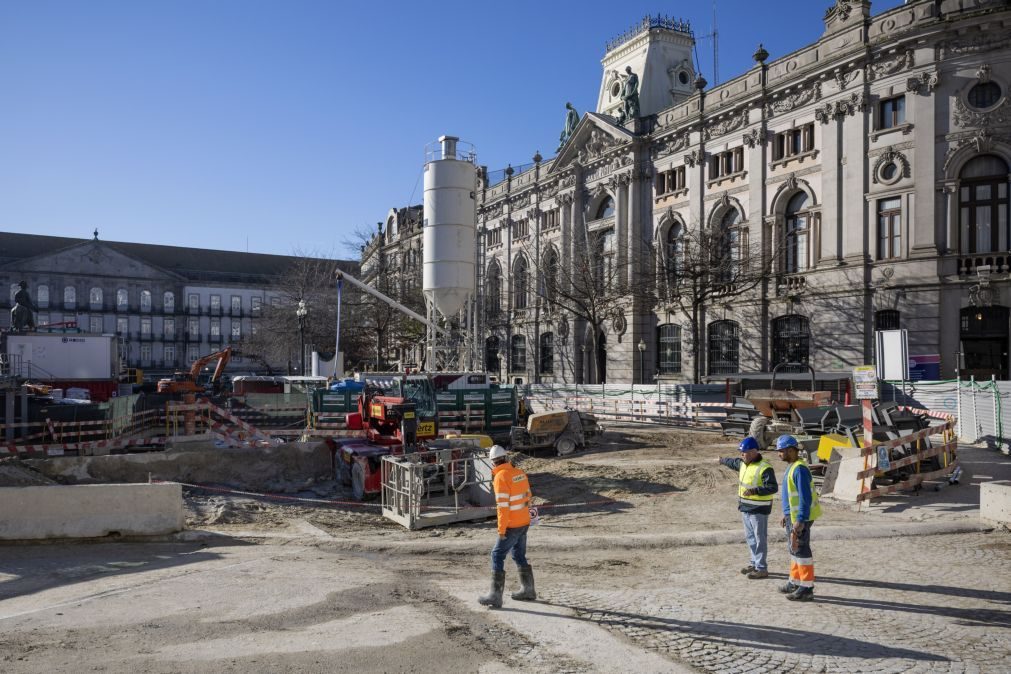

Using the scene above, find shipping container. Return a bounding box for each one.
[5,333,121,380]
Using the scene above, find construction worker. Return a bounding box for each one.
[478,444,535,609]
[776,434,822,602]
[718,436,778,579]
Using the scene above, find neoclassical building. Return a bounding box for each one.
[475,0,1011,385]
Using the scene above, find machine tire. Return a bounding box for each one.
[351,462,366,501]
[556,435,577,457]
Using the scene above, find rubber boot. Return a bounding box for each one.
[511,565,537,601]
[478,571,505,609]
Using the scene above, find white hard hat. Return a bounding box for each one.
[489,445,508,460]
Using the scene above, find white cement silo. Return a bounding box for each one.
[423,136,477,319]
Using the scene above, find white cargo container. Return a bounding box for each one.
[5,333,121,380]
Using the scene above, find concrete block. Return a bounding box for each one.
[980,480,1011,526]
[0,483,184,540]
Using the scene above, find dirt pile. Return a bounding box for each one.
[0,457,58,487]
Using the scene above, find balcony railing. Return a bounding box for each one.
[957,253,1010,276]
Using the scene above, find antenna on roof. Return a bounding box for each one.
[696,0,720,85]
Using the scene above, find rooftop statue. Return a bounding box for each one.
[621,66,640,122]
[558,102,579,151]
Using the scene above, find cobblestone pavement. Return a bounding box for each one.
[520,532,1011,673]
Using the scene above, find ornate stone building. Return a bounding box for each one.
[476,0,1011,384]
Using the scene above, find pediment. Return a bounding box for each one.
[550,113,635,173]
[7,241,184,281]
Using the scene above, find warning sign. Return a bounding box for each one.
[853,365,878,400]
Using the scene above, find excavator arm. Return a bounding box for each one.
[188,347,233,380]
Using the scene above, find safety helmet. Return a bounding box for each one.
[489,445,508,461]
[776,435,799,451]
[738,436,760,452]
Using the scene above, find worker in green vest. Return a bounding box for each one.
[776,434,822,602]
[718,435,778,579]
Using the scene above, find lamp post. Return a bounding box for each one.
[637,338,646,386]
[296,299,308,376]
[580,343,587,384]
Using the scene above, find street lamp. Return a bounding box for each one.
[637,338,646,385]
[296,299,308,376]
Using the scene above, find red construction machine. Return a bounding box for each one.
[334,373,440,500]
[157,347,232,395]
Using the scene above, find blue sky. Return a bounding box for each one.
[0,0,906,258]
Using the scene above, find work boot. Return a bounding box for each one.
[740,565,755,575]
[778,581,799,594]
[746,569,769,579]
[511,565,537,601]
[478,571,506,609]
[786,587,814,602]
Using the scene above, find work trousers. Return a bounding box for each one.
[491,525,529,572]
[785,521,814,588]
[741,511,769,571]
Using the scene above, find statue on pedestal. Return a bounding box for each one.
[10,280,37,332]
[558,102,579,151]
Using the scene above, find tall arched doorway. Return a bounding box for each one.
[960,306,1009,379]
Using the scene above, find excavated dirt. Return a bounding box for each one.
[0,457,58,487]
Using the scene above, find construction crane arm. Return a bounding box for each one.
[335,270,448,336]
[188,347,233,380]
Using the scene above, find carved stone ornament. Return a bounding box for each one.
[684,149,706,167]
[576,129,622,165]
[560,173,577,188]
[906,71,939,95]
[976,64,992,84]
[871,150,911,184]
[558,315,569,338]
[718,192,731,209]
[942,130,1011,173]
[941,35,1011,57]
[825,0,852,21]
[611,311,628,342]
[868,49,914,81]
[954,98,1011,129]
[832,68,858,92]
[704,110,748,141]
[815,93,869,124]
[654,133,689,158]
[559,192,574,205]
[764,82,822,117]
[785,174,799,192]
[969,276,995,308]
[742,127,767,148]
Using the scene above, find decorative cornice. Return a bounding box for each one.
[906,71,939,95]
[764,82,822,117]
[684,149,706,168]
[654,133,689,158]
[940,35,1011,57]
[704,110,748,141]
[868,49,914,81]
[814,92,869,124]
[742,127,767,148]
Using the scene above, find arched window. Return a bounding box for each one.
[959,155,1010,254]
[140,290,152,311]
[543,248,559,304]
[485,336,500,372]
[513,256,528,309]
[164,291,175,313]
[875,310,900,331]
[37,284,49,308]
[657,324,682,375]
[596,197,615,219]
[487,262,502,315]
[116,288,128,310]
[784,193,809,273]
[89,287,103,308]
[665,223,683,286]
[708,320,740,375]
[63,286,76,309]
[715,208,745,281]
[510,334,526,372]
[592,229,616,291]
[772,315,811,367]
[539,332,554,374]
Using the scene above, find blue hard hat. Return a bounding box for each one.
[738,436,760,452]
[776,435,799,450]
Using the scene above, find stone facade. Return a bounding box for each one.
[475,0,1011,384]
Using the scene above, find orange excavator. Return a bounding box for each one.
[157,347,232,394]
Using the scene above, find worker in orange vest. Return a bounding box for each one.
[478,445,535,609]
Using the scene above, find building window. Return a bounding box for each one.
[210,317,221,337]
[715,208,746,281]
[710,148,744,180]
[879,96,906,129]
[512,219,528,240]
[544,208,560,229]
[877,197,902,260]
[772,124,815,161]
[188,318,199,338]
[539,333,554,374]
[543,249,559,304]
[89,316,102,333]
[140,344,151,364]
[595,197,615,220]
[487,262,502,315]
[117,288,128,310]
[665,223,683,286]
[141,317,151,336]
[959,154,1010,254]
[510,335,526,372]
[163,291,175,313]
[875,310,900,331]
[657,324,682,375]
[164,344,176,366]
[772,315,811,367]
[210,295,221,313]
[164,318,175,339]
[784,192,810,273]
[62,314,75,326]
[592,229,616,291]
[231,295,241,315]
[487,226,502,247]
[270,297,281,308]
[231,320,241,339]
[37,284,49,308]
[708,320,740,375]
[968,82,1001,110]
[64,286,76,309]
[89,287,103,308]
[485,336,501,372]
[251,296,262,316]
[117,317,128,335]
[188,345,200,363]
[656,166,687,195]
[513,256,528,310]
[37,313,49,327]
[140,290,152,311]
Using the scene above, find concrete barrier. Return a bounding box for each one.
[980,480,1011,526]
[0,483,184,540]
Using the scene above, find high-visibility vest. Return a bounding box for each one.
[738,459,774,507]
[786,460,822,523]
[493,463,532,534]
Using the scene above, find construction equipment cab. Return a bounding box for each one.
[157,347,232,394]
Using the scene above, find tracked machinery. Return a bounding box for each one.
[157,346,232,395]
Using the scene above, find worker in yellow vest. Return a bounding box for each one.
[718,435,778,579]
[478,445,535,609]
[776,434,822,602]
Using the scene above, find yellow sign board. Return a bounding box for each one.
[417,421,435,437]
